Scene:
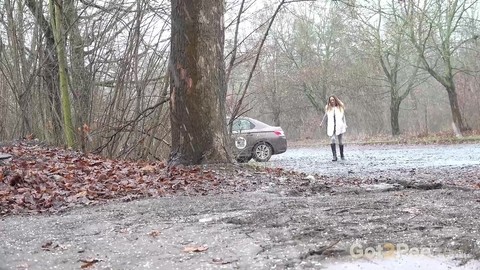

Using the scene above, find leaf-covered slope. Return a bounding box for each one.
[0,141,309,216]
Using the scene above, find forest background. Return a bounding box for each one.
[1,0,479,162]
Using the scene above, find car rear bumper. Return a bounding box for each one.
[272,136,287,154]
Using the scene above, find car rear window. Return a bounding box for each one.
[232,119,254,131]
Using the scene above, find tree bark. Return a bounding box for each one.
[390,98,400,136]
[446,86,465,133]
[64,0,93,150]
[169,0,231,165]
[50,0,75,147]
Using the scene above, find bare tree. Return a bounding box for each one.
[1,0,478,157]
[64,0,94,151]
[1,0,34,137]
[356,0,422,136]
[229,0,290,125]
[78,0,172,160]
[404,0,479,134]
[49,0,75,147]
[23,0,64,143]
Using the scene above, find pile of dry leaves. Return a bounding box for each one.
[0,140,310,216]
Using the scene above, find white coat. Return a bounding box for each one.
[325,107,347,136]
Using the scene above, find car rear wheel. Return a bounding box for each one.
[252,142,272,162]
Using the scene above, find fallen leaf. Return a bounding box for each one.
[41,241,59,251]
[79,258,101,269]
[148,230,161,237]
[183,245,208,253]
[9,173,23,186]
[211,258,238,265]
[140,165,156,174]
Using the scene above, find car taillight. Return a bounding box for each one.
[274,130,284,136]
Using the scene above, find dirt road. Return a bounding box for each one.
[1,143,480,269]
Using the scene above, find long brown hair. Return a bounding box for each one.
[325,95,345,111]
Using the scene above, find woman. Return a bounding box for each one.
[320,95,347,161]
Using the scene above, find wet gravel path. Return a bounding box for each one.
[268,143,480,177]
[267,143,480,190]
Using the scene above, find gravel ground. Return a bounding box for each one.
[268,143,480,177]
[1,143,480,270]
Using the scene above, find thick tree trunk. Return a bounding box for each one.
[169,0,230,165]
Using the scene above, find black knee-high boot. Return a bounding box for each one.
[330,143,337,161]
[339,144,345,160]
